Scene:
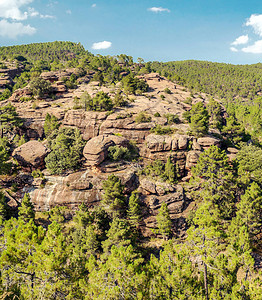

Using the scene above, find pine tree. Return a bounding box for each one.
[0,218,45,298]
[206,98,223,129]
[102,218,133,254]
[0,192,7,223]
[43,113,60,137]
[86,245,145,300]
[236,182,262,238]
[147,242,201,299]
[155,202,172,240]
[191,145,236,219]
[163,156,177,183]
[186,201,224,300]
[18,193,35,222]
[102,174,126,217]
[189,102,209,136]
[127,191,141,227]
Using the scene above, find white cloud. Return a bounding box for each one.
[148,7,170,13]
[0,0,54,21]
[28,7,54,19]
[0,0,33,20]
[230,47,238,52]
[92,41,112,50]
[246,14,262,37]
[231,34,249,46]
[92,4,97,8]
[66,9,72,15]
[242,40,262,53]
[0,19,36,38]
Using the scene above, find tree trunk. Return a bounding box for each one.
[204,262,209,300]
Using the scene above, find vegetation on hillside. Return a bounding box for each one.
[0,42,262,298]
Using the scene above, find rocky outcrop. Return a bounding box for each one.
[63,110,107,140]
[140,178,175,196]
[9,87,32,102]
[83,134,129,166]
[197,136,220,148]
[100,116,155,144]
[186,150,201,169]
[145,133,190,153]
[146,185,185,215]
[12,140,49,170]
[142,185,185,236]
[27,168,138,211]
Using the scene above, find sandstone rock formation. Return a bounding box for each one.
[12,140,49,170]
[83,134,129,166]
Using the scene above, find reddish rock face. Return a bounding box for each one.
[197,136,220,148]
[83,134,129,166]
[12,140,49,171]
[27,168,138,211]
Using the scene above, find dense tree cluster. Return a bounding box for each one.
[0,146,261,298]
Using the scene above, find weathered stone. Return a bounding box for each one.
[9,87,32,102]
[186,150,201,169]
[100,118,154,144]
[145,134,172,152]
[140,178,157,194]
[178,135,189,150]
[227,147,238,154]
[12,140,49,170]
[146,185,184,215]
[155,181,175,195]
[197,136,220,148]
[192,139,202,150]
[63,110,107,140]
[83,134,129,166]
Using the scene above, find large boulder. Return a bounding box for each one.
[12,140,49,170]
[83,134,129,166]
[186,150,201,169]
[145,134,172,152]
[197,136,220,148]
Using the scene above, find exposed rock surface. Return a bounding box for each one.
[83,134,129,166]
[27,168,138,211]
[197,136,220,148]
[4,70,229,237]
[12,141,49,170]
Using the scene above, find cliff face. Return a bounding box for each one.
[5,72,232,236]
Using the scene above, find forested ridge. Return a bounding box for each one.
[0,41,262,299]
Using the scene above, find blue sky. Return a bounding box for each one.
[1,1,262,64]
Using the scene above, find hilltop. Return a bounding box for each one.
[0,41,261,298]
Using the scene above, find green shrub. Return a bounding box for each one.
[164,113,179,124]
[154,112,161,117]
[0,89,11,101]
[32,169,44,178]
[108,146,131,161]
[164,88,172,94]
[121,74,149,95]
[45,128,84,174]
[150,124,174,135]
[29,76,52,98]
[142,157,177,183]
[86,91,113,111]
[44,113,60,137]
[113,91,128,107]
[184,97,193,105]
[135,112,152,123]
